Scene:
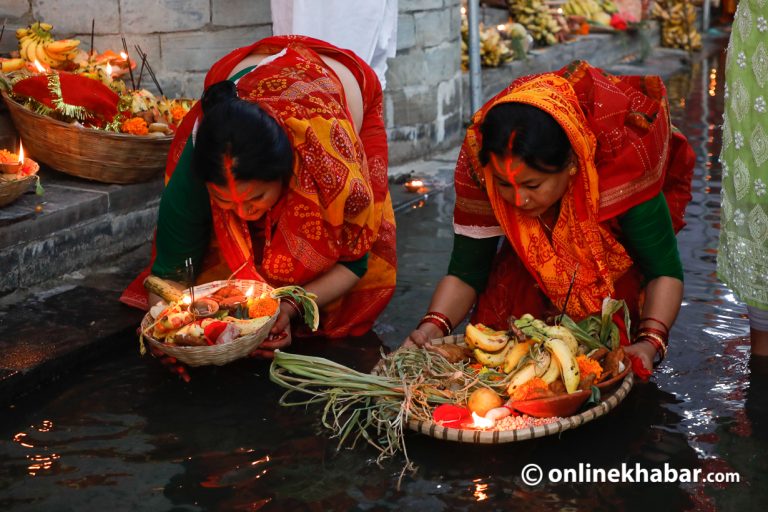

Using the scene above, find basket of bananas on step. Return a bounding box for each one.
[1,21,195,183]
[140,276,319,367]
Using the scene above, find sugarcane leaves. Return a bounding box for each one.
[559,298,632,351]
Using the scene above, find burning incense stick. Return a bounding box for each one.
[134,44,163,96]
[89,18,95,57]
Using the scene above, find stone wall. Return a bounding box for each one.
[0,0,464,165]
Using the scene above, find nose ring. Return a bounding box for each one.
[524,197,530,205]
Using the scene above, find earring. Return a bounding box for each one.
[569,165,577,176]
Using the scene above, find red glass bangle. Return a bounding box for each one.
[639,316,670,335]
[638,326,669,345]
[418,316,451,337]
[423,311,454,334]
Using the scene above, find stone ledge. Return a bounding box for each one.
[461,22,662,118]
[0,166,162,295]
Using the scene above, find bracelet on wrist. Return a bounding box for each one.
[282,297,303,320]
[417,311,453,337]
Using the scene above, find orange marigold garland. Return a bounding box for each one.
[170,104,187,124]
[121,117,149,135]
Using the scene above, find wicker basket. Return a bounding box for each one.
[371,335,635,444]
[141,280,279,367]
[0,159,40,207]
[2,92,172,184]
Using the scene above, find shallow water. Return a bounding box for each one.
[2,38,767,511]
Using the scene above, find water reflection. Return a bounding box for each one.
[1,36,767,511]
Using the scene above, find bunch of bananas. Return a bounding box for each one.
[460,14,514,69]
[652,0,702,51]
[507,0,562,46]
[563,0,612,26]
[16,21,81,69]
[465,316,582,395]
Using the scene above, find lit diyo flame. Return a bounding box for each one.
[105,62,113,77]
[497,24,505,31]
[120,51,128,61]
[18,142,24,164]
[33,60,45,73]
[182,294,192,306]
[245,285,255,298]
[470,412,494,429]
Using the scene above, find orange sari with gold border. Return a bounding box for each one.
[121,37,396,338]
[453,61,694,327]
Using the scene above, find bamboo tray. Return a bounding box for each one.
[141,280,279,367]
[2,92,172,184]
[372,335,634,444]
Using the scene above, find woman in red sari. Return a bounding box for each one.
[404,61,695,374]
[121,36,397,357]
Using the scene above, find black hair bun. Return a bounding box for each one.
[201,80,238,113]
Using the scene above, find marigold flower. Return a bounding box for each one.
[511,377,551,402]
[121,116,149,135]
[171,104,188,124]
[576,354,603,381]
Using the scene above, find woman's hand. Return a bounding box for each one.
[250,302,293,359]
[149,345,191,382]
[624,339,657,373]
[403,322,443,348]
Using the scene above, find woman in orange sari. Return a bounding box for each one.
[404,61,695,374]
[121,36,397,357]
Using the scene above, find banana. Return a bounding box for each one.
[1,58,26,73]
[465,323,509,352]
[36,42,64,68]
[473,344,511,368]
[545,337,580,393]
[24,37,39,63]
[16,28,30,39]
[544,325,578,354]
[503,339,534,373]
[506,363,537,396]
[540,354,561,384]
[46,39,80,54]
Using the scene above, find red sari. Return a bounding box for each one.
[453,61,694,328]
[122,36,397,338]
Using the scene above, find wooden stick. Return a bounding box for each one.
[135,44,163,96]
[121,35,136,90]
[89,18,95,57]
[136,52,146,89]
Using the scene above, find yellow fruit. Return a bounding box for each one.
[506,363,537,396]
[46,39,80,54]
[1,58,26,73]
[545,325,579,354]
[545,337,580,393]
[503,339,534,373]
[24,38,39,63]
[467,388,503,417]
[473,345,510,368]
[465,323,509,352]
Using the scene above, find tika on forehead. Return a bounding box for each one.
[210,152,252,206]
[490,132,527,207]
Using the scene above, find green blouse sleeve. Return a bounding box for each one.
[447,234,500,293]
[151,137,212,280]
[618,192,684,282]
[339,253,369,278]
